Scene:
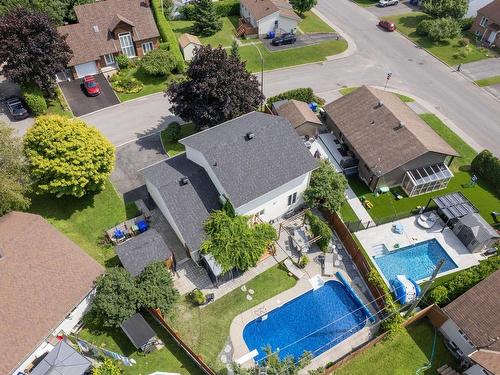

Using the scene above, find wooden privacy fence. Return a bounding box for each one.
[149,308,216,375]
[322,211,387,309]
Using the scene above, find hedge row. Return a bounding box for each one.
[471,149,500,194]
[21,83,47,116]
[266,88,325,106]
[305,209,332,252]
[180,0,240,20]
[151,0,185,72]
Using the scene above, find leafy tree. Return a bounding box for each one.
[290,0,317,17]
[230,39,240,59]
[0,0,95,24]
[191,0,222,36]
[137,262,179,314]
[139,48,176,76]
[164,122,181,142]
[304,209,332,252]
[422,0,468,20]
[304,159,348,213]
[232,348,312,374]
[167,46,263,129]
[23,115,115,198]
[161,0,174,19]
[423,17,462,42]
[471,149,500,194]
[92,359,123,375]
[87,267,141,328]
[0,121,31,215]
[201,210,277,272]
[0,6,72,93]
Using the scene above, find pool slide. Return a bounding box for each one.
[390,275,421,305]
[335,271,376,323]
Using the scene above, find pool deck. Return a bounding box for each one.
[354,215,481,286]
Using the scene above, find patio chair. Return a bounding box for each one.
[323,252,334,276]
[417,212,438,229]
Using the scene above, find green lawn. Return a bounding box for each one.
[396,93,414,102]
[166,265,297,371]
[475,75,500,87]
[77,313,203,375]
[334,319,458,374]
[115,67,182,102]
[298,11,334,33]
[160,122,196,157]
[170,16,239,47]
[46,97,73,117]
[387,13,498,65]
[351,0,378,7]
[348,114,500,225]
[339,200,360,223]
[27,180,139,266]
[239,39,348,72]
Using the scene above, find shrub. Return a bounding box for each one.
[180,0,239,19]
[266,87,325,106]
[427,285,449,305]
[425,18,462,42]
[298,255,309,268]
[305,209,333,252]
[164,121,181,142]
[188,289,206,305]
[471,149,500,194]
[21,83,47,116]
[416,19,433,36]
[159,42,170,50]
[115,54,132,69]
[140,48,176,76]
[151,0,185,73]
[460,17,475,31]
[110,74,144,94]
[458,37,470,47]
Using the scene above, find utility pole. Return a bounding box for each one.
[405,259,445,317]
[384,72,392,91]
[252,42,265,111]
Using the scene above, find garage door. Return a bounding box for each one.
[74,61,99,78]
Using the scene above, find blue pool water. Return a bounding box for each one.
[242,281,369,362]
[374,239,458,282]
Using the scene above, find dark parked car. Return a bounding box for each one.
[379,20,396,31]
[5,96,29,120]
[82,75,101,96]
[271,33,297,46]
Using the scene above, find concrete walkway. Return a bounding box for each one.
[461,58,500,81]
[346,187,375,228]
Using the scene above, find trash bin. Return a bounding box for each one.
[309,102,318,112]
[267,31,275,39]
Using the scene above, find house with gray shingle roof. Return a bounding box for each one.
[142,111,318,262]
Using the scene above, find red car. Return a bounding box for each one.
[82,75,101,96]
[379,20,396,32]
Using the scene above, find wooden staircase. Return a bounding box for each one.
[437,364,460,375]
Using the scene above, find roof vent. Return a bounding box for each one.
[377,100,384,108]
[397,121,405,130]
[179,176,189,186]
[246,132,254,140]
[93,25,99,33]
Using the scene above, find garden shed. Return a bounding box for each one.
[452,213,499,253]
[120,313,157,352]
[178,33,202,61]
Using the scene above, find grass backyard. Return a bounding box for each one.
[27,180,138,266]
[171,16,239,47]
[387,13,498,66]
[475,75,500,87]
[77,313,203,375]
[166,265,297,372]
[160,122,196,156]
[298,11,334,33]
[339,201,360,223]
[334,319,458,374]
[348,114,500,225]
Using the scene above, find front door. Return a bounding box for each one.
[488,30,497,44]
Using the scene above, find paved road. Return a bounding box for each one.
[83,0,500,154]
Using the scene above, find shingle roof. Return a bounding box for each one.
[443,269,500,351]
[31,340,91,375]
[116,229,173,277]
[240,0,300,21]
[478,0,500,21]
[180,112,318,208]
[323,86,459,175]
[141,154,221,252]
[58,0,159,66]
[276,100,322,130]
[457,213,499,242]
[469,350,500,374]
[178,33,202,49]
[120,313,156,349]
[0,212,104,375]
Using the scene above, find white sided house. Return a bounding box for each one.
[142,112,318,262]
[178,33,202,61]
[240,0,301,37]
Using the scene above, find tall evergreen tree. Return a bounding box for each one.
[191,0,222,37]
[230,39,240,60]
[167,46,264,128]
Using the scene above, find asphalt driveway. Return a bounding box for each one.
[59,73,120,117]
[0,76,34,135]
[263,32,341,51]
[367,1,419,17]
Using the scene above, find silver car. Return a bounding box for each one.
[378,0,399,6]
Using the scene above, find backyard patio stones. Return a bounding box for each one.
[246,294,253,300]
[241,285,247,292]
[220,354,228,363]
[248,289,254,295]
[224,344,232,353]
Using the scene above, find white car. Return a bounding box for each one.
[378,0,399,6]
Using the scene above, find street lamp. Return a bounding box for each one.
[384,71,392,91]
[252,42,264,111]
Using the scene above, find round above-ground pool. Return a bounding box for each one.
[242,280,369,363]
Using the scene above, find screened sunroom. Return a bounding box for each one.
[401,163,453,197]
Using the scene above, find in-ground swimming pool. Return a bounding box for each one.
[374,239,458,283]
[242,281,369,362]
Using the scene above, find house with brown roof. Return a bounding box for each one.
[323,86,459,196]
[274,99,322,138]
[0,212,104,375]
[239,0,301,37]
[58,0,160,79]
[471,0,500,46]
[178,33,202,61]
[438,269,500,375]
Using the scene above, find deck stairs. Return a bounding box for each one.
[309,274,325,290]
[437,365,460,375]
[371,244,388,257]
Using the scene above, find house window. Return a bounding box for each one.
[480,16,488,27]
[257,209,265,216]
[142,41,154,54]
[104,53,115,66]
[287,192,297,206]
[119,32,135,57]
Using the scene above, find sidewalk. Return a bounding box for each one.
[345,187,375,228]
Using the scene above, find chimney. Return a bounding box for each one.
[92,25,99,33]
[245,132,254,140]
[179,176,189,186]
